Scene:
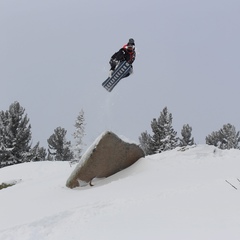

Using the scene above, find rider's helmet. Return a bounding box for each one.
[127,38,135,51]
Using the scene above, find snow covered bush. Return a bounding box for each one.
[206,123,240,149]
[179,124,195,147]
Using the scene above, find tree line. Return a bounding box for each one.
[1,102,239,168]
[0,101,85,168]
[139,106,240,155]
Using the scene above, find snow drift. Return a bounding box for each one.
[0,145,240,240]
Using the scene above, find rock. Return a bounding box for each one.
[66,131,145,188]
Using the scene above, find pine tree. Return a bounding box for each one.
[47,127,73,161]
[72,109,86,159]
[179,124,195,147]
[206,123,240,149]
[156,107,178,152]
[46,152,54,161]
[139,107,178,155]
[139,131,152,155]
[150,118,162,153]
[206,131,220,147]
[30,142,47,161]
[219,124,240,149]
[0,101,32,168]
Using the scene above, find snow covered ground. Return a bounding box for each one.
[1,145,240,240]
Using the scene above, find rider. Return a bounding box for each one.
[109,38,136,77]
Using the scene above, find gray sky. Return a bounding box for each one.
[1,0,240,149]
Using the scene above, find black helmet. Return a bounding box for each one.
[128,38,135,46]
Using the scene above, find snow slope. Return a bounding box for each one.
[0,145,240,240]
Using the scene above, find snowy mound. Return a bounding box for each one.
[1,145,240,240]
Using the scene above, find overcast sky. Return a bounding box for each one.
[1,0,240,149]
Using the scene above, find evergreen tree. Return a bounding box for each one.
[47,127,73,161]
[206,123,240,149]
[219,124,240,149]
[150,118,162,153]
[46,152,54,161]
[179,124,195,147]
[156,107,178,152]
[0,101,32,168]
[72,109,86,159]
[139,131,152,155]
[206,131,220,147]
[139,107,178,155]
[30,142,47,161]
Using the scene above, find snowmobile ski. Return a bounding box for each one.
[102,61,131,92]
